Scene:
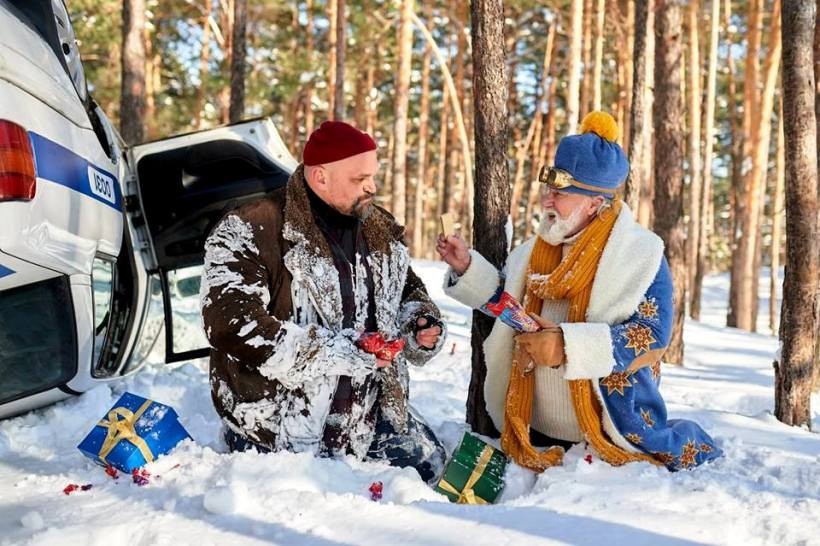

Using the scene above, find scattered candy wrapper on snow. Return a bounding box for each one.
[132,468,150,486]
[480,286,541,332]
[105,464,119,480]
[368,481,383,501]
[63,483,93,495]
[584,455,593,464]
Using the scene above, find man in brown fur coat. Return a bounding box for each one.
[201,121,446,482]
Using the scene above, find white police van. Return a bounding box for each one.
[0,0,297,419]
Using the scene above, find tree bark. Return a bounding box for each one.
[591,0,605,111]
[305,0,315,138]
[770,100,785,336]
[653,0,686,366]
[566,0,584,134]
[194,0,214,129]
[327,0,337,120]
[511,23,554,232]
[775,0,818,428]
[750,2,783,332]
[413,0,434,257]
[728,0,763,331]
[120,0,147,145]
[334,0,346,120]
[638,2,656,228]
[580,0,593,119]
[692,0,720,321]
[228,0,247,123]
[685,0,702,319]
[391,0,414,226]
[467,0,509,436]
[625,0,651,215]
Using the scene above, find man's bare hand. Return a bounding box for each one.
[415,317,442,349]
[376,358,391,369]
[435,232,471,275]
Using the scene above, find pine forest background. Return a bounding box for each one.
[68,0,819,426]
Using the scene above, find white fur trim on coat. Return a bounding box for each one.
[560,322,616,380]
[442,249,501,309]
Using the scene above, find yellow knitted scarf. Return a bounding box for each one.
[501,199,659,471]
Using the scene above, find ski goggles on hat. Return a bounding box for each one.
[538,165,617,197]
[538,166,574,190]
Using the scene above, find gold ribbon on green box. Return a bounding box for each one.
[436,445,494,505]
[96,398,155,464]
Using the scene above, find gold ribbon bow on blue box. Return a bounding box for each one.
[77,392,191,473]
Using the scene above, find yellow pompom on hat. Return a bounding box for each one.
[579,111,619,142]
[551,110,629,196]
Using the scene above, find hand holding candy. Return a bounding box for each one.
[357,332,406,368]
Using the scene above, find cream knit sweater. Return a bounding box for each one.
[530,239,585,443]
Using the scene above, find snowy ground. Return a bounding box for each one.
[1,262,818,546]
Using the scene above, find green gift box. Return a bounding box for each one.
[435,432,507,504]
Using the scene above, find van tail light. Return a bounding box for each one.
[0,120,36,202]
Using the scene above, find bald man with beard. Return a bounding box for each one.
[201,121,446,483]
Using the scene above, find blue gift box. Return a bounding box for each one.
[77,392,191,472]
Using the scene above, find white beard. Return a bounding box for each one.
[537,205,587,246]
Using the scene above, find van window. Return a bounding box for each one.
[0,276,77,404]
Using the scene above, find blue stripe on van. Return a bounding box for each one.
[0,264,14,278]
[28,132,122,212]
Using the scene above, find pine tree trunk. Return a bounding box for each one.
[120,0,147,145]
[228,0,247,123]
[750,2,783,332]
[566,0,584,134]
[305,0,315,138]
[143,18,157,140]
[511,23,554,232]
[334,0,346,120]
[391,0,414,226]
[413,0,434,257]
[218,0,234,125]
[692,0,720,321]
[327,0,337,120]
[467,0,509,437]
[653,0,686,366]
[194,0,213,129]
[814,0,820,390]
[638,3,656,228]
[591,0,605,111]
[626,0,651,214]
[775,0,818,427]
[770,101,785,336]
[728,0,763,331]
[685,0,702,319]
[580,0,593,119]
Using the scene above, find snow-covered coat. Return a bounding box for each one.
[444,204,722,469]
[201,166,445,458]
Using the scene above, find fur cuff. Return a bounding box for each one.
[560,322,616,380]
[442,250,500,309]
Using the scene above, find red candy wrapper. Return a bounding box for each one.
[356,333,406,361]
[480,286,541,332]
[368,481,383,501]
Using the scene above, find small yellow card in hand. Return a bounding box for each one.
[440,212,455,238]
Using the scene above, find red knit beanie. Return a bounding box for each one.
[302,121,377,166]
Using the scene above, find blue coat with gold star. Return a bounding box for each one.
[444,203,722,471]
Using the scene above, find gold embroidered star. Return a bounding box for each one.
[638,300,659,319]
[651,361,662,381]
[600,371,633,396]
[625,433,642,444]
[699,443,713,454]
[622,324,657,356]
[640,408,655,427]
[678,440,700,469]
[654,452,676,466]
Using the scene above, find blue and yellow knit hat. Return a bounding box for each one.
[541,111,629,197]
